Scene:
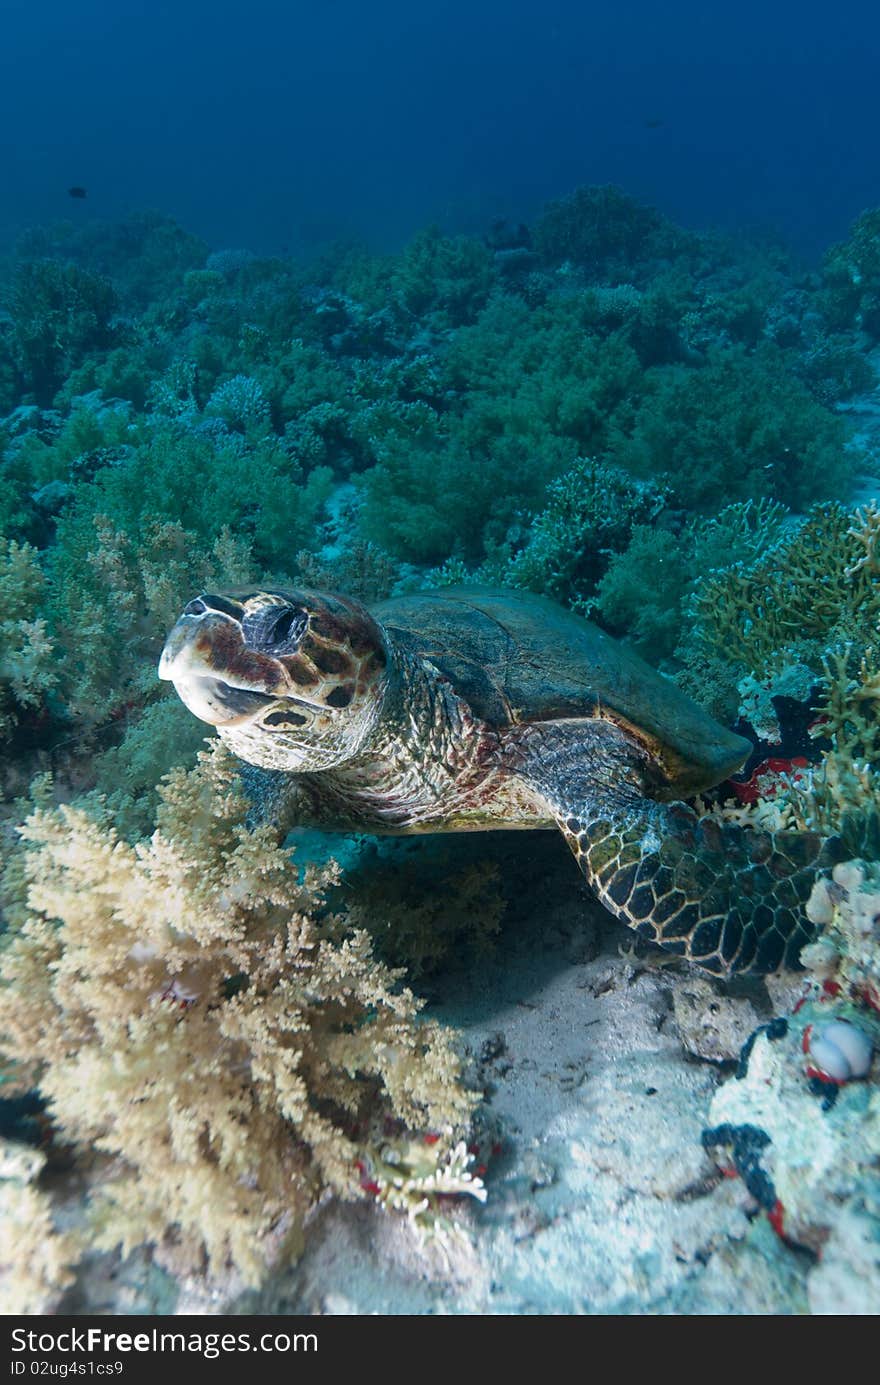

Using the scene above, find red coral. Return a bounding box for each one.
[731,756,809,805]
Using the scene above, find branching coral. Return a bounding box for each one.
[0,744,477,1289]
[205,373,271,437]
[687,503,879,678]
[504,457,667,608]
[0,538,56,740]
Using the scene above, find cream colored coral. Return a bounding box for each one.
[0,742,476,1289]
[0,1140,76,1315]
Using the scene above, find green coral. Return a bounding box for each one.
[688,503,880,678]
[616,345,855,510]
[41,424,332,726]
[504,457,667,609]
[7,260,117,405]
[820,208,880,336]
[0,539,55,740]
[85,697,213,842]
[592,524,690,662]
[391,226,492,326]
[533,184,687,275]
[444,293,643,463]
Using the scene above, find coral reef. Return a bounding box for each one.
[674,501,880,727]
[532,184,688,275]
[6,260,117,405]
[1,183,879,1314]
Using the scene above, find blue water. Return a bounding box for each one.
[2,0,878,257]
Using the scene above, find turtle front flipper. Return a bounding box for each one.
[510,721,844,976]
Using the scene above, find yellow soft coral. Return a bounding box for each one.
[0,742,476,1290]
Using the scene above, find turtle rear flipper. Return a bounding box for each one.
[511,721,844,975]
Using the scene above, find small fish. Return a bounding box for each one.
[68,186,87,199]
[643,117,664,130]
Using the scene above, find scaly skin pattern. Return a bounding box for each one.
[562,804,843,974]
[506,720,846,976]
[287,643,546,834]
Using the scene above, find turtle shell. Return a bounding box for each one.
[372,588,750,797]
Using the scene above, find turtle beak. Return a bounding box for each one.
[159,613,275,726]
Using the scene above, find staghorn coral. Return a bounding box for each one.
[686,502,880,680]
[0,743,477,1290]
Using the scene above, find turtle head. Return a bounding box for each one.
[159,588,389,771]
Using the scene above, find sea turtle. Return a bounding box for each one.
[159,585,840,976]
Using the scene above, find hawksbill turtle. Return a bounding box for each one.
[159,586,841,976]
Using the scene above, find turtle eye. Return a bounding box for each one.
[268,609,303,646]
[242,604,309,653]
